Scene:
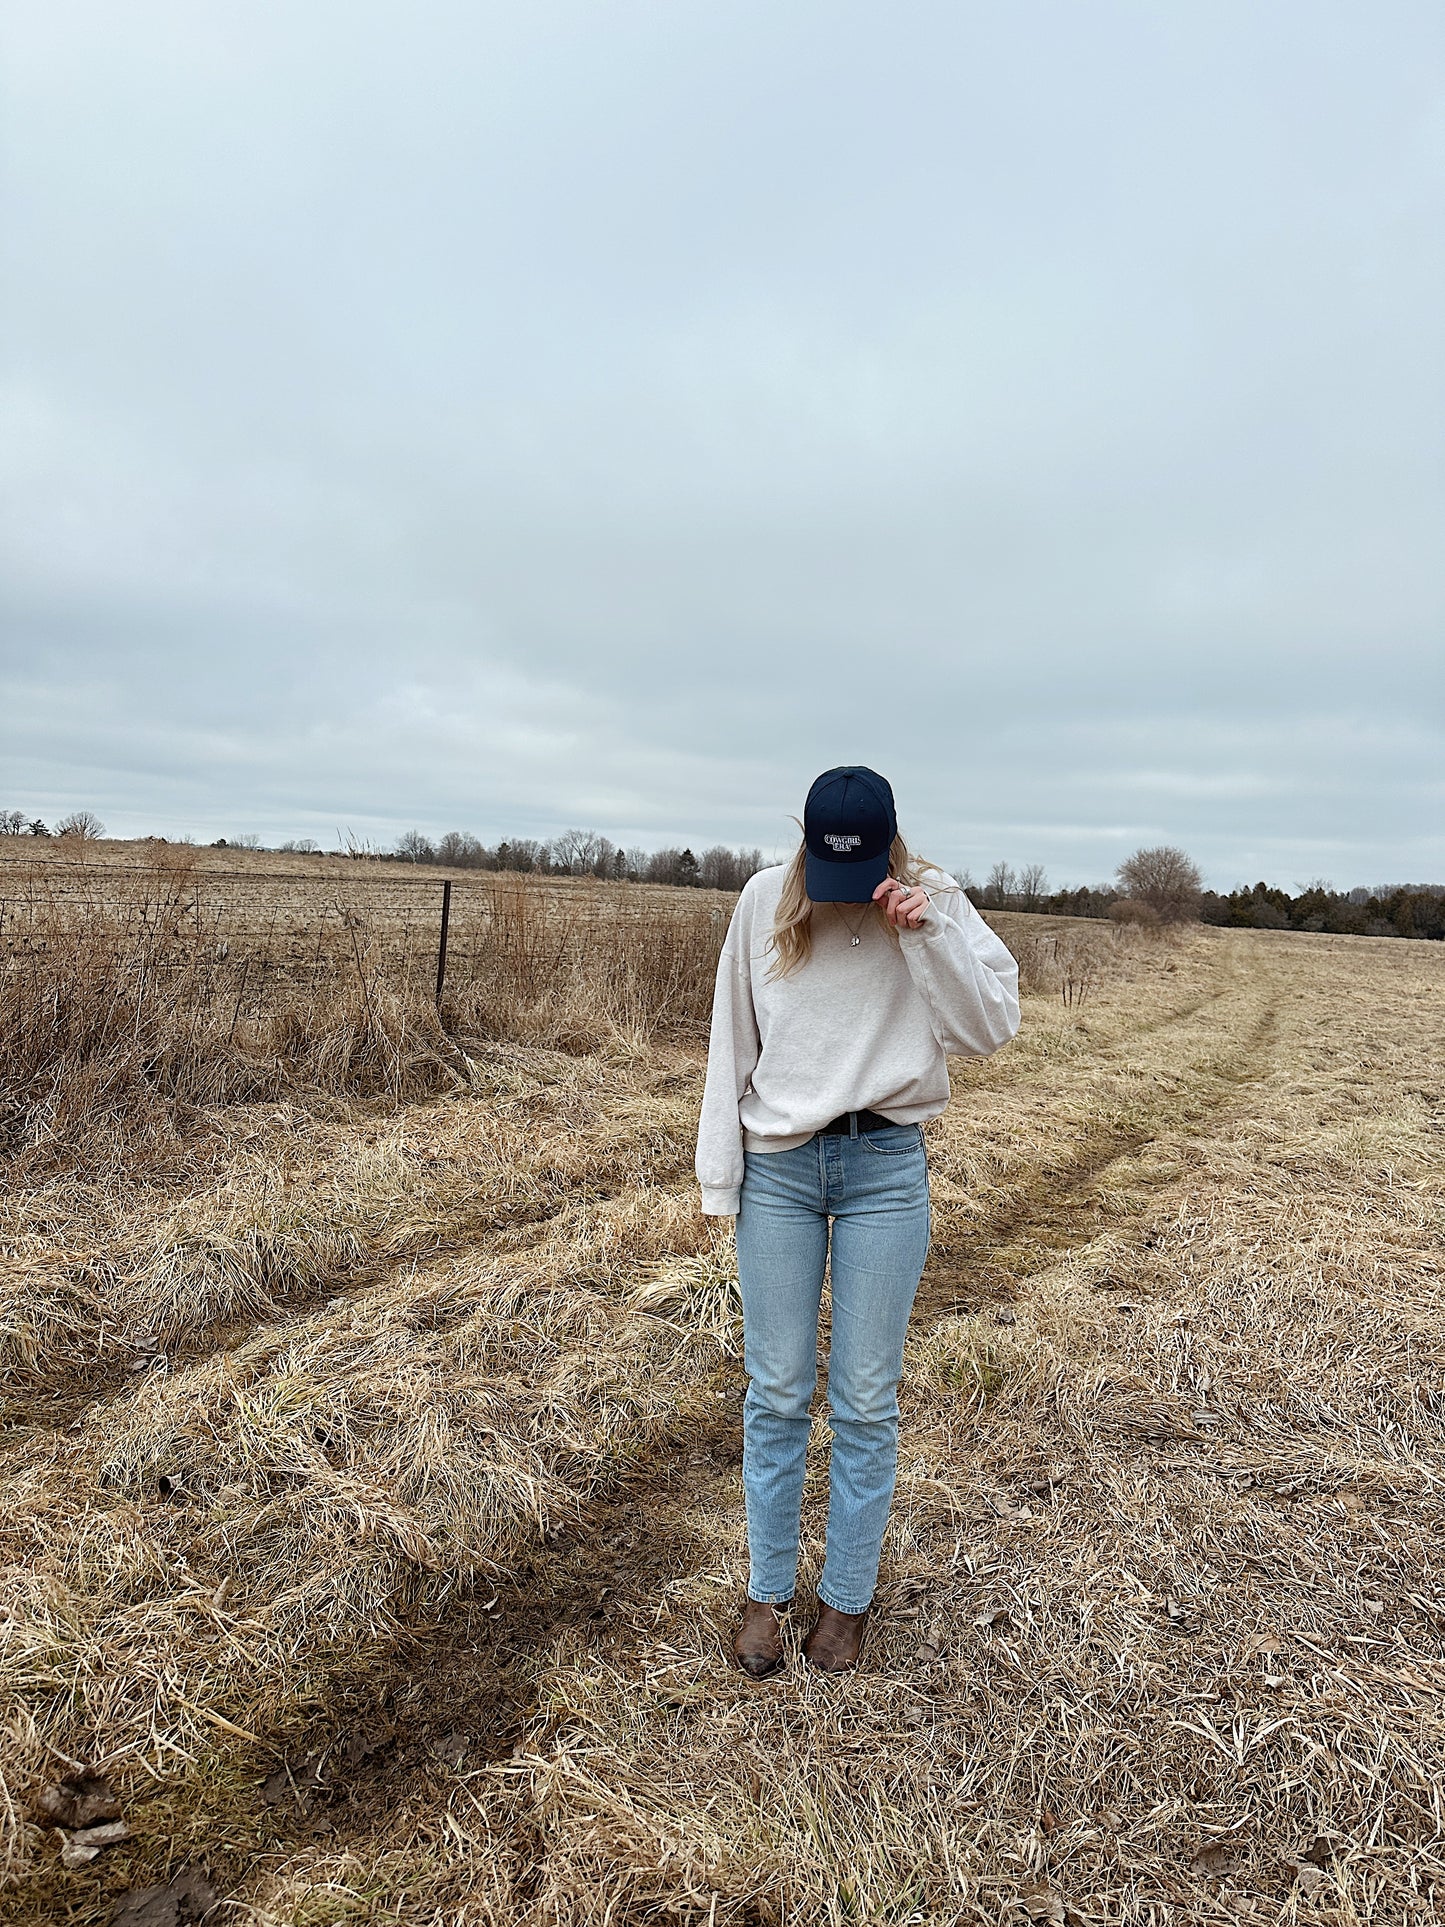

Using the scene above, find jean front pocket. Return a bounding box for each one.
[857,1123,924,1155]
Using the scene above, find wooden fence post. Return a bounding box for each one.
[435,879,452,1007]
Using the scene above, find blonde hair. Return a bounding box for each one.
[766,824,947,980]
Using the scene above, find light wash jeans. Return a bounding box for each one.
[735,1119,931,1614]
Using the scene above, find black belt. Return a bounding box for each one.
[816,1108,901,1136]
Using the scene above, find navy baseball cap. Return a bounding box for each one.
[803,766,898,903]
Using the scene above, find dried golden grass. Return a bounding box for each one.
[4,918,1442,1925]
[241,933,1442,1926]
[407,934,1436,1927]
[1,1052,716,1885]
[0,857,728,1171]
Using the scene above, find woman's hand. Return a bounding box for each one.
[873,877,931,929]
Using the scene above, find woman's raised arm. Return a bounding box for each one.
[892,880,1021,1057]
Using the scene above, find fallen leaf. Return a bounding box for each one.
[995,1308,1017,1326]
[430,1729,471,1768]
[1015,1889,1065,1924]
[261,1755,324,1810]
[34,1773,120,1830]
[974,1605,1013,1631]
[59,1820,130,1868]
[915,1639,943,1662]
[1302,1835,1333,1868]
[111,1867,220,1926]
[1191,1841,1237,1879]
[342,1726,391,1768]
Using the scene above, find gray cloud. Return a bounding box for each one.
[3,0,1442,887]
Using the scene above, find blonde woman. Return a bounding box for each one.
[695,767,1021,1676]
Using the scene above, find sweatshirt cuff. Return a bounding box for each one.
[897,901,943,941]
[700,1185,741,1216]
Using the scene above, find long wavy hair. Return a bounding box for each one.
[766,823,949,980]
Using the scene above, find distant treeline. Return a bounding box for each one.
[964,871,1444,941]
[7,808,1440,939]
[1198,881,1445,941]
[394,829,766,892]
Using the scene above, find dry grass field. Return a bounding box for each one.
[2,851,1443,1926]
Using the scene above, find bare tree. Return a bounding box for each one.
[436,830,484,867]
[1017,863,1047,910]
[55,810,105,840]
[396,830,434,863]
[982,861,1017,909]
[550,828,605,875]
[699,845,741,891]
[0,809,25,835]
[1115,846,1203,924]
[500,837,544,872]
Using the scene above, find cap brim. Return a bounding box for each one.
[805,850,891,904]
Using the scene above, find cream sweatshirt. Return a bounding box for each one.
[695,864,1021,1214]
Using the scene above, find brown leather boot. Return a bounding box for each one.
[733,1597,792,1678]
[803,1602,870,1672]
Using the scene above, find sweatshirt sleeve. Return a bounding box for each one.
[896,881,1021,1057]
[694,896,762,1216]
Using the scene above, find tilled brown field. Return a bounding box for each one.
[4,921,1443,1925]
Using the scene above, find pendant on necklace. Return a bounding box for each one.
[851,935,861,945]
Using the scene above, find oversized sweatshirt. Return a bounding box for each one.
[695,865,1021,1214]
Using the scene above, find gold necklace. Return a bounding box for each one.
[833,903,868,946]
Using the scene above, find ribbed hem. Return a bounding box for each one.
[700,1185,741,1215]
[742,1127,814,1154]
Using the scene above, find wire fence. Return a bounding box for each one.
[0,856,742,1157]
[0,858,737,1010]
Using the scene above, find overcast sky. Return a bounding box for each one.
[2,1,1441,889]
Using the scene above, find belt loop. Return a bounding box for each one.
[848,1110,858,1139]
